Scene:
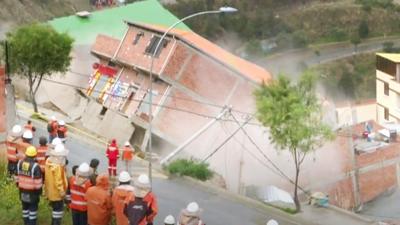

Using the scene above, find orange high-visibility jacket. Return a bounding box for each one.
[112,185,134,225]
[86,175,113,225]
[68,176,92,212]
[122,146,134,161]
[124,191,158,225]
[37,145,48,172]
[16,141,32,160]
[16,158,43,192]
[6,136,20,162]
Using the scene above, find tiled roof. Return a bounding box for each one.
[128,22,272,83]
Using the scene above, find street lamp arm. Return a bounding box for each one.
[151,10,221,59]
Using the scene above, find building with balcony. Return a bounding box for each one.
[376,53,400,124]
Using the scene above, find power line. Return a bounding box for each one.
[42,78,263,126]
[229,112,310,196]
[67,69,257,117]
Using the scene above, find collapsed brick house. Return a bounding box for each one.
[85,21,271,151]
[83,21,400,210]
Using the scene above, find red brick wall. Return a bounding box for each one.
[359,165,397,203]
[325,177,355,210]
[178,53,238,105]
[162,42,192,80]
[357,144,400,167]
[116,27,173,73]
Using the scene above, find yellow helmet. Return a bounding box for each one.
[25,146,37,157]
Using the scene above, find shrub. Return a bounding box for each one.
[166,159,213,181]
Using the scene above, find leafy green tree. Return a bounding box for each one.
[254,72,333,212]
[350,33,361,53]
[358,20,369,39]
[7,24,73,112]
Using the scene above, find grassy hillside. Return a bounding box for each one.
[310,53,376,102]
[166,0,400,53]
[0,0,91,25]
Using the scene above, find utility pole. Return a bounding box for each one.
[160,107,230,165]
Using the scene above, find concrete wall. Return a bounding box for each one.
[377,70,400,123]
[81,99,135,144]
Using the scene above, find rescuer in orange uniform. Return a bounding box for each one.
[17,130,34,160]
[67,162,93,225]
[106,139,119,176]
[124,174,158,225]
[122,141,134,172]
[6,124,22,176]
[36,136,48,173]
[86,174,113,225]
[48,116,59,143]
[16,146,43,225]
[112,171,134,225]
[57,120,68,144]
[45,144,69,225]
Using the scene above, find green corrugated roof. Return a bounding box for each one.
[48,0,190,45]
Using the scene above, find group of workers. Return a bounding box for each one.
[5,117,206,225]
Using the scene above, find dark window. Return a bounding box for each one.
[384,107,389,120]
[377,55,396,77]
[384,82,389,96]
[100,106,108,116]
[108,61,116,67]
[145,36,169,57]
[133,32,144,45]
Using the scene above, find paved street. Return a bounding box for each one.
[257,36,400,79]
[16,114,303,225]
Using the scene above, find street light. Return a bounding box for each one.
[147,7,238,186]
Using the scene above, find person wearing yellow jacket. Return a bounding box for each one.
[45,144,69,225]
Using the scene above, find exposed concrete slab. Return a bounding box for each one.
[81,100,135,144]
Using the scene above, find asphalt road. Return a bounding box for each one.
[18,116,302,225]
[258,36,400,79]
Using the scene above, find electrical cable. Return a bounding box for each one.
[41,78,263,126]
[67,69,256,117]
[229,112,310,196]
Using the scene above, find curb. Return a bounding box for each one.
[328,205,374,223]
[175,175,375,225]
[175,175,316,225]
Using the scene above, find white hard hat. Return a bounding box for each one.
[266,220,279,225]
[51,138,62,146]
[135,174,150,188]
[78,162,90,177]
[51,116,57,121]
[124,141,130,146]
[51,144,68,156]
[186,202,200,214]
[59,120,65,126]
[118,171,131,183]
[11,125,22,136]
[22,130,33,139]
[164,215,175,224]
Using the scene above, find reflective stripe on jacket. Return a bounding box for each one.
[69,176,92,211]
[17,159,43,191]
[6,136,20,162]
[37,145,48,171]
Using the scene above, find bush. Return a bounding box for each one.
[166,159,213,181]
